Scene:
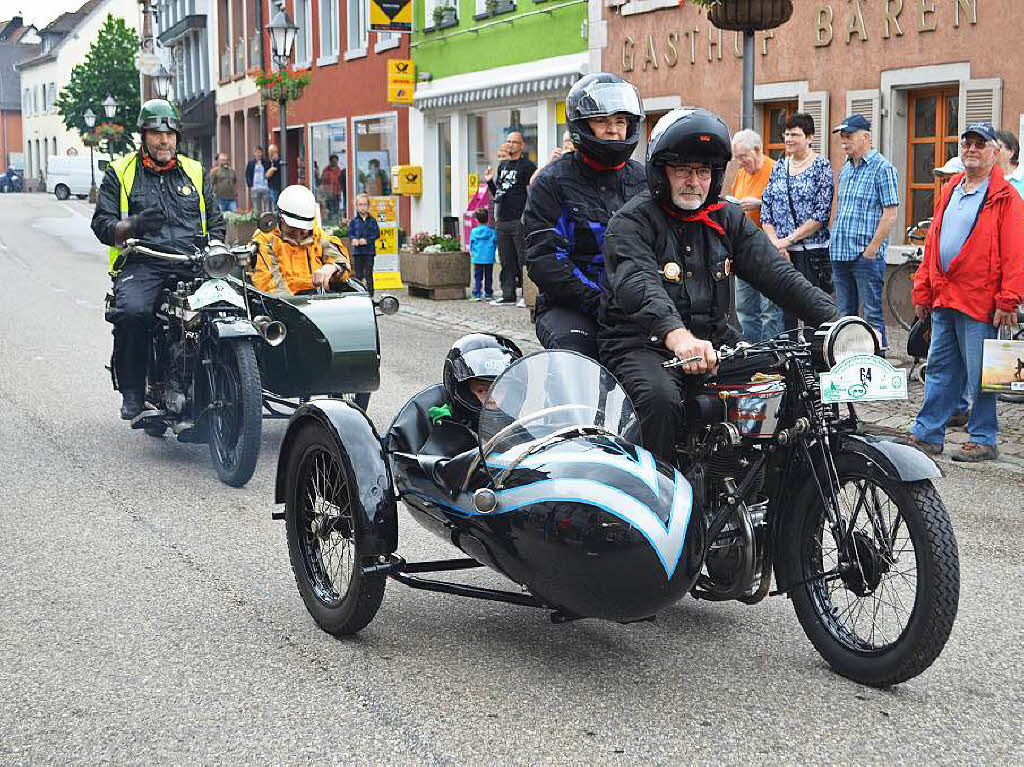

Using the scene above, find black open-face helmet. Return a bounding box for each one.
[566,73,644,168]
[647,108,732,213]
[443,334,523,422]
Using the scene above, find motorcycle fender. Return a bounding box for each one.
[210,317,260,340]
[840,432,943,482]
[274,399,398,555]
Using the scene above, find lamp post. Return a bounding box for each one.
[101,95,118,158]
[266,6,298,188]
[84,108,96,202]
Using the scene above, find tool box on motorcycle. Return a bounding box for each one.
[249,289,381,398]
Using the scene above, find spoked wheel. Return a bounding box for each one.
[284,421,385,635]
[885,260,919,332]
[779,454,960,687]
[205,339,262,487]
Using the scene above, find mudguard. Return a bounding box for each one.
[210,317,260,339]
[274,399,398,555]
[840,432,943,482]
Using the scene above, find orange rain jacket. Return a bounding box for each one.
[252,223,352,294]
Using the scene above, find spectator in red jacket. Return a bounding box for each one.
[907,123,1024,461]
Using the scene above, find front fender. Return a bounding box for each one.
[274,399,397,556]
[210,317,260,340]
[840,432,943,482]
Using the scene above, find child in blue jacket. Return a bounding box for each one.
[348,193,381,295]
[469,208,497,301]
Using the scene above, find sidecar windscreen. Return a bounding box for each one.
[476,350,638,459]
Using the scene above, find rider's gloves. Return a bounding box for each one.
[131,206,167,236]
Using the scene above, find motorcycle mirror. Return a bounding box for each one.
[257,212,278,233]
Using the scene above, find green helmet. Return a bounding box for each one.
[137,99,180,133]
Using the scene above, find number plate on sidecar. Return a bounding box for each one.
[820,354,908,404]
[189,279,246,310]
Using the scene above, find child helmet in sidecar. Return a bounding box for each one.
[443,334,523,422]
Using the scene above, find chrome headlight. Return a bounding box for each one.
[203,240,235,278]
[812,316,881,368]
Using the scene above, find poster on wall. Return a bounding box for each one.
[369,195,404,289]
[370,0,411,33]
[358,151,392,196]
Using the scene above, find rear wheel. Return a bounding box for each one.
[284,420,386,635]
[885,260,919,332]
[206,339,262,487]
[778,454,960,687]
[54,184,70,201]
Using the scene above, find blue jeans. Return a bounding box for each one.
[472,263,494,298]
[832,256,887,350]
[217,198,236,213]
[911,307,998,446]
[736,278,782,342]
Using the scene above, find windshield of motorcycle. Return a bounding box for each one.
[477,350,638,460]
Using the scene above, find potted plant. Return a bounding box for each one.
[689,0,793,31]
[253,69,312,103]
[399,232,471,299]
[432,1,457,28]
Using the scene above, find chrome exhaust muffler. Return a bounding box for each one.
[252,315,287,346]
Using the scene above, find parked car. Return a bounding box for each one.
[0,168,23,193]
[46,155,107,200]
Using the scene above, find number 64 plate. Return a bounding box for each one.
[820,354,908,404]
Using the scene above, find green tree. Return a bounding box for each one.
[55,14,140,154]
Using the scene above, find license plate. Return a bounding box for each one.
[820,354,908,404]
[188,278,246,310]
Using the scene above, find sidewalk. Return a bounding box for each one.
[388,288,1024,471]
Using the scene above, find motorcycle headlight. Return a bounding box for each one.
[203,241,235,279]
[812,316,881,368]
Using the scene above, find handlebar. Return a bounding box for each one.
[122,239,196,263]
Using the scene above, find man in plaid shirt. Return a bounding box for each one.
[830,114,900,353]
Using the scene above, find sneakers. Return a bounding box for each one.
[468,295,481,302]
[946,409,970,428]
[894,433,943,455]
[952,442,999,462]
[516,297,527,308]
[120,390,144,420]
[490,298,516,306]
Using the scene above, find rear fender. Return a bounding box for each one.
[839,432,943,482]
[210,317,259,340]
[274,399,398,555]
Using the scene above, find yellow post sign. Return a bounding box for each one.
[369,196,398,256]
[387,59,416,105]
[370,0,411,32]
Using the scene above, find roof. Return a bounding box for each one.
[16,0,107,69]
[0,42,40,109]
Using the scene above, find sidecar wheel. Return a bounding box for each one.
[778,455,959,687]
[206,339,262,487]
[284,420,385,636]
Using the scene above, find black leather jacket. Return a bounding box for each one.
[91,153,225,256]
[599,191,837,351]
[523,153,646,319]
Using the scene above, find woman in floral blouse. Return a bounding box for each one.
[761,112,835,331]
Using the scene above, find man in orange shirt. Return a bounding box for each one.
[729,130,780,342]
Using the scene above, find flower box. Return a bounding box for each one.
[399,247,471,300]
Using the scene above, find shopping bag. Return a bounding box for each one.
[981,325,1024,393]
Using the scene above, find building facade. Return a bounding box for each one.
[409,0,598,236]
[0,34,40,172]
[602,0,1003,248]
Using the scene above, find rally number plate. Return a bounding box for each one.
[820,354,908,404]
[189,279,246,311]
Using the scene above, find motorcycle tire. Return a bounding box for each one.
[778,453,959,687]
[284,419,386,636]
[206,339,262,487]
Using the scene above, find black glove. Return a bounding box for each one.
[131,205,166,236]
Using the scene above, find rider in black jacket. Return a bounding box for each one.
[600,108,837,464]
[523,73,647,360]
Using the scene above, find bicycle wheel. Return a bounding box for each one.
[885,260,919,332]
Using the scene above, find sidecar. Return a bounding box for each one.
[272,350,707,636]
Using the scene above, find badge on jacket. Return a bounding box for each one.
[663,262,682,282]
[180,185,192,195]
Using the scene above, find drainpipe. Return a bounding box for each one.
[257,0,267,147]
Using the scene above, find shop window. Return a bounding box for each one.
[309,120,348,225]
[467,106,539,185]
[353,113,397,202]
[906,87,959,233]
[762,100,798,160]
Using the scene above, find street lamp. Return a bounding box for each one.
[266,6,298,187]
[102,94,118,120]
[151,64,173,101]
[84,107,97,202]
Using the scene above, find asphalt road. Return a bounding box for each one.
[1,194,1022,763]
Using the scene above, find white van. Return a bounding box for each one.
[46,155,108,200]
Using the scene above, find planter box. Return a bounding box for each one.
[225,218,258,245]
[707,0,793,31]
[399,248,471,300]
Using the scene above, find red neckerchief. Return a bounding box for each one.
[661,201,728,235]
[141,152,178,173]
[579,150,625,172]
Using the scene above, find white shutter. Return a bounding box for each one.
[960,78,1002,131]
[798,90,829,154]
[847,89,882,149]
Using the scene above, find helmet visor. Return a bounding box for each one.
[570,82,644,120]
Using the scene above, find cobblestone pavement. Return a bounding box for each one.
[388,288,1023,470]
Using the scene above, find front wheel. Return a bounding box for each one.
[778,453,960,687]
[885,260,919,332]
[284,420,386,635]
[206,339,262,487]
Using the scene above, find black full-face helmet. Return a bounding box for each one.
[646,108,732,212]
[443,334,523,422]
[566,73,645,168]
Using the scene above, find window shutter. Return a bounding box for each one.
[846,89,882,149]
[798,91,829,154]
[960,78,1002,131]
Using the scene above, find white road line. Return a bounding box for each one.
[60,202,90,220]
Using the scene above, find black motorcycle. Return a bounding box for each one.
[0,168,23,193]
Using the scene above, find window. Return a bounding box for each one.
[309,120,348,225]
[23,88,30,116]
[347,0,369,54]
[762,100,798,160]
[467,106,539,182]
[438,118,451,218]
[294,0,312,65]
[319,0,339,60]
[426,0,456,29]
[353,113,397,202]
[375,31,400,52]
[906,87,960,233]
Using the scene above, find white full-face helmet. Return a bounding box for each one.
[277,185,318,231]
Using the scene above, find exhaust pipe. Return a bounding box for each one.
[252,315,287,346]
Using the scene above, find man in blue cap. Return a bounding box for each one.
[830,114,900,354]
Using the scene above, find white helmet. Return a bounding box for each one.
[277,185,318,231]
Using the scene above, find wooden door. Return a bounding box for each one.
[906,87,960,234]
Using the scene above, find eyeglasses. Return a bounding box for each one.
[590,115,630,130]
[665,164,712,181]
[960,138,991,150]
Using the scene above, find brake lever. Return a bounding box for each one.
[662,348,727,369]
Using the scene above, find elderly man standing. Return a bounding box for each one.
[830,114,899,354]
[486,131,536,306]
[729,129,778,342]
[906,123,1024,462]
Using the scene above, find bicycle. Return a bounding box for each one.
[885,218,929,332]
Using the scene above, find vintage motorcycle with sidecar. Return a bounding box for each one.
[112,236,397,487]
[272,317,959,687]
